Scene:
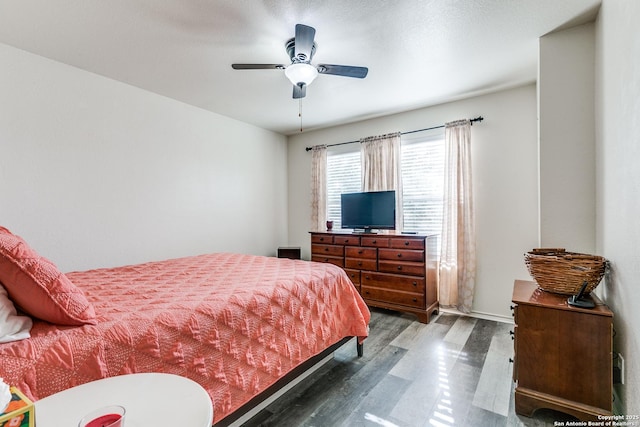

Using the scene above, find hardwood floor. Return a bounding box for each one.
[244,308,583,427]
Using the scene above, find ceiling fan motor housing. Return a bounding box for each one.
[285,38,316,63]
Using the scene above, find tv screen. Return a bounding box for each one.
[340,190,396,231]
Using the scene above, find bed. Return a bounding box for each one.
[0,227,370,425]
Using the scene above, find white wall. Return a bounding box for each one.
[539,23,596,253]
[0,43,288,272]
[287,85,539,318]
[595,0,639,415]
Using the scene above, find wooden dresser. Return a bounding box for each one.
[310,232,438,323]
[511,280,613,420]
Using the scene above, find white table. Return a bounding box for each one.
[35,373,213,427]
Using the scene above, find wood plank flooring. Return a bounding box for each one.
[243,308,583,427]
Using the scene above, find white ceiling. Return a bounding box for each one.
[0,0,600,135]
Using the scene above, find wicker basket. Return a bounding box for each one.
[524,248,608,295]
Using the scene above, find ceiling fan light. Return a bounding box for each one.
[285,63,318,86]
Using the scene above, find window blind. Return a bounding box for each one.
[325,134,444,236]
[326,151,361,229]
[401,137,445,235]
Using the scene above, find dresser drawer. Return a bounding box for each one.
[378,248,424,262]
[311,244,344,257]
[361,286,424,309]
[389,238,425,250]
[311,255,344,267]
[378,260,425,276]
[344,268,360,284]
[311,234,334,244]
[345,246,377,259]
[361,236,390,247]
[345,257,377,270]
[334,235,360,246]
[361,271,425,293]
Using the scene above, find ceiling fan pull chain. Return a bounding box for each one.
[299,98,303,132]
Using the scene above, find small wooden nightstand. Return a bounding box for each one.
[277,246,301,259]
[511,280,613,420]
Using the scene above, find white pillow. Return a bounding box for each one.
[0,284,32,343]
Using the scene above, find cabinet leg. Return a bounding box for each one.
[415,312,429,324]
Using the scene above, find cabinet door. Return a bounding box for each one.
[516,304,612,411]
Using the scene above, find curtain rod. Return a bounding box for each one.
[305,116,484,152]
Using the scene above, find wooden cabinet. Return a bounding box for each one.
[311,232,439,323]
[511,280,613,420]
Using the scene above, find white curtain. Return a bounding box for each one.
[360,132,403,231]
[310,145,327,231]
[439,119,476,313]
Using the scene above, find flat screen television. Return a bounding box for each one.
[340,190,396,232]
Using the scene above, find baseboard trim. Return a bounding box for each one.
[613,385,623,415]
[439,307,514,324]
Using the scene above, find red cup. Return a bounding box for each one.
[78,405,125,427]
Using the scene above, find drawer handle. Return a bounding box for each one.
[397,253,402,258]
[320,237,325,241]
[365,291,370,295]
[324,258,329,262]
[404,241,409,246]
[397,266,403,271]
[372,240,377,244]
[412,282,417,286]
[358,262,362,266]
[324,247,329,251]
[358,250,363,254]
[365,275,370,280]
[412,298,417,302]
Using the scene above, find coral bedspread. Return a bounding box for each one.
[0,253,370,424]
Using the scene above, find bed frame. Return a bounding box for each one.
[217,338,363,426]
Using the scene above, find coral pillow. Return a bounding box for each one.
[0,228,96,326]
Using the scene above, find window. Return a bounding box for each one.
[401,134,445,235]
[326,150,361,230]
[326,133,445,235]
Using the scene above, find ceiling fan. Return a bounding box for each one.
[232,24,368,99]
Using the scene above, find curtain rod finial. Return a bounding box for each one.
[471,116,484,125]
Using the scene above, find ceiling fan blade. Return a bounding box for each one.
[294,24,316,62]
[293,83,306,99]
[317,64,368,78]
[231,64,285,70]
